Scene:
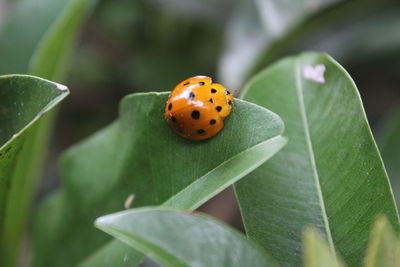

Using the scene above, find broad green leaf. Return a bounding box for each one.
[303,228,345,267]
[218,0,342,89]
[364,216,400,267]
[378,109,400,210]
[0,75,69,267]
[234,52,399,266]
[0,0,96,266]
[95,208,277,267]
[34,92,287,267]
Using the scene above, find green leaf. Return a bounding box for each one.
[303,228,345,267]
[364,216,400,267]
[378,109,400,211]
[218,0,342,89]
[0,75,69,267]
[34,92,287,267]
[95,207,277,267]
[234,52,399,266]
[0,1,95,266]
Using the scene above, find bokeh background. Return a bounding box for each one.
[1,0,399,233]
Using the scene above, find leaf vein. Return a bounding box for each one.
[294,59,335,254]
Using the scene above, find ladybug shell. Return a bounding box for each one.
[165,76,234,141]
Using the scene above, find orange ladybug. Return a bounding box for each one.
[165,76,234,141]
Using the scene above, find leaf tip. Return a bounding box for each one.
[94,216,107,229]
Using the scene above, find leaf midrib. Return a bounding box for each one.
[162,135,286,210]
[294,59,335,253]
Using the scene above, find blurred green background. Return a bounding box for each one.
[1,0,399,232]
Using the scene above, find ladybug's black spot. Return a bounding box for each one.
[210,119,216,125]
[197,129,205,134]
[228,100,232,106]
[216,106,222,112]
[198,82,205,86]
[210,98,214,103]
[211,88,217,93]
[168,103,172,110]
[171,116,177,123]
[191,110,200,120]
[189,92,195,100]
[184,82,190,86]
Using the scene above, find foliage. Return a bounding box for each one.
[34,52,399,267]
[0,75,68,267]
[302,216,400,267]
[235,52,399,266]
[95,208,277,267]
[34,93,286,266]
[0,0,399,267]
[0,0,95,266]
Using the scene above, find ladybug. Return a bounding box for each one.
[165,76,234,141]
